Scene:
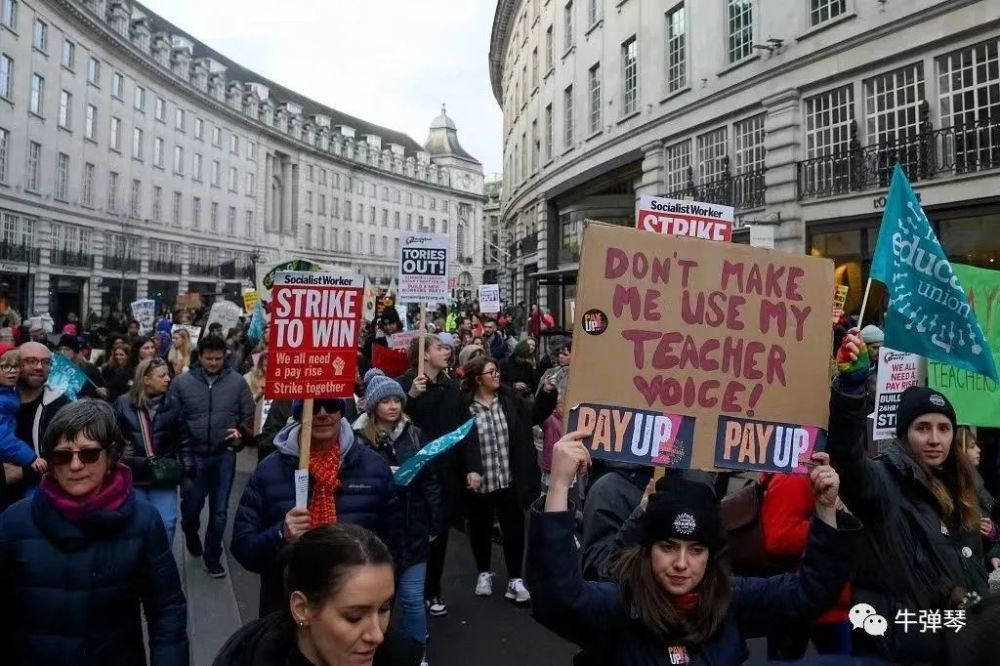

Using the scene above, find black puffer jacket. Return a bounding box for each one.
[114,393,184,486]
[826,389,988,664]
[168,366,254,457]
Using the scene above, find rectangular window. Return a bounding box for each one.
[55,153,69,200]
[227,206,236,236]
[193,153,202,181]
[154,97,166,122]
[109,116,121,151]
[564,85,574,148]
[564,1,574,51]
[622,37,638,115]
[532,119,539,171]
[62,40,75,69]
[129,179,141,217]
[394,211,400,228]
[0,55,11,99]
[407,214,413,230]
[727,0,753,63]
[82,163,95,206]
[87,57,100,86]
[134,85,145,111]
[804,85,855,193]
[865,63,925,147]
[1,0,16,29]
[545,25,553,70]
[382,208,388,226]
[32,19,46,51]
[173,145,184,174]
[210,202,218,231]
[194,117,204,141]
[151,186,161,221]
[666,5,686,93]
[0,127,8,182]
[369,234,375,254]
[588,63,601,133]
[306,164,314,182]
[247,140,256,161]
[245,210,254,237]
[811,0,846,26]
[305,191,313,212]
[107,171,119,211]
[370,205,376,224]
[333,198,340,218]
[111,71,124,99]
[734,114,766,173]
[58,90,71,129]
[153,137,165,168]
[938,38,1000,131]
[544,104,553,161]
[85,104,96,140]
[175,108,185,130]
[319,193,326,214]
[30,73,43,114]
[664,139,691,193]
[246,172,256,195]
[229,167,238,192]
[212,126,222,147]
[172,192,182,226]
[345,200,353,221]
[132,128,143,160]
[588,0,599,26]
[697,127,728,182]
[532,48,539,89]
[192,197,202,229]
[211,160,220,187]
[229,134,239,154]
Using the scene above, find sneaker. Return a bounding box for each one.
[184,531,203,558]
[205,560,227,579]
[505,578,530,604]
[475,572,494,597]
[426,597,448,617]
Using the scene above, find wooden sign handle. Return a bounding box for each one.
[298,399,314,470]
[417,303,427,378]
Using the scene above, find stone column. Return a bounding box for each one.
[281,158,293,235]
[636,140,666,199]
[178,244,191,295]
[89,232,106,316]
[32,219,53,316]
[137,237,150,299]
[762,88,805,253]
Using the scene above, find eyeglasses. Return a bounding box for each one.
[21,358,52,368]
[143,358,167,375]
[49,448,104,466]
[0,364,19,372]
[478,369,500,377]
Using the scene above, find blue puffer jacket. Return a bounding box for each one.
[527,502,861,666]
[0,386,35,466]
[168,366,255,457]
[0,480,188,665]
[231,419,403,618]
[354,414,442,571]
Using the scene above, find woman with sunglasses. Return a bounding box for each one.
[460,355,556,604]
[0,399,188,665]
[231,396,403,619]
[114,358,185,545]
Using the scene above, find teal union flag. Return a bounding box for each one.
[869,164,998,381]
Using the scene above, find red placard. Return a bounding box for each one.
[265,272,363,400]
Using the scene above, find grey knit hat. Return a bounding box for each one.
[364,369,406,413]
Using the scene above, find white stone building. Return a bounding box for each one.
[0,0,484,324]
[490,0,1000,324]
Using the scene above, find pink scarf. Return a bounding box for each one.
[40,463,133,523]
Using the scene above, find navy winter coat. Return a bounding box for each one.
[114,393,185,486]
[230,419,403,618]
[0,486,188,665]
[169,366,255,457]
[527,502,861,666]
[354,415,443,571]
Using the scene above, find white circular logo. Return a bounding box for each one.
[673,513,697,535]
[930,394,946,407]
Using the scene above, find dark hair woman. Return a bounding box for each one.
[214,524,421,666]
[460,355,555,605]
[114,358,185,545]
[527,430,860,665]
[127,335,159,372]
[101,344,133,402]
[0,399,187,665]
[827,328,989,663]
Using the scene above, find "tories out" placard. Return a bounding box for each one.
[266,271,363,400]
[565,223,834,474]
[398,233,450,304]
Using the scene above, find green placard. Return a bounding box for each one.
[927,264,1000,427]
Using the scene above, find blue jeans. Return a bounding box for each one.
[180,451,236,566]
[135,486,179,546]
[397,562,427,645]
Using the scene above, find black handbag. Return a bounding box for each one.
[139,409,183,486]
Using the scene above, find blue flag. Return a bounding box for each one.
[870,165,998,381]
[248,299,265,344]
[393,419,475,486]
[48,353,89,401]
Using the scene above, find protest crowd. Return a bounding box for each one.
[0,168,999,666]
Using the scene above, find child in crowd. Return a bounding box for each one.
[0,347,46,474]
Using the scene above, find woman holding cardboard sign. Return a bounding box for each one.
[526,430,860,665]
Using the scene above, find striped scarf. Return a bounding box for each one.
[308,445,342,527]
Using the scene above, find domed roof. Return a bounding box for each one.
[425,104,480,163]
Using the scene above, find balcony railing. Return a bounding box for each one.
[189,262,218,278]
[104,254,142,272]
[50,249,94,268]
[519,233,538,256]
[0,241,39,264]
[796,116,1000,200]
[149,259,181,274]
[665,161,767,210]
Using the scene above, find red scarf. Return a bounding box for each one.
[40,463,132,523]
[308,444,342,527]
[672,593,700,614]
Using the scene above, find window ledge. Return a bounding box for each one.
[0,95,11,107]
[544,66,555,81]
[84,137,97,145]
[531,86,539,98]
[617,109,641,125]
[717,52,761,77]
[57,124,71,134]
[87,81,100,90]
[0,24,17,37]
[585,129,604,143]
[584,19,603,37]
[32,46,48,58]
[28,111,45,121]
[561,145,575,157]
[796,11,856,41]
[61,65,75,75]
[561,44,576,60]
[660,85,691,105]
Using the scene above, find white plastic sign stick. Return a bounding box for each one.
[294,469,310,509]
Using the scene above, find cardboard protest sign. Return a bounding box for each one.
[265,272,363,400]
[243,289,259,314]
[177,292,203,310]
[207,300,244,335]
[564,223,834,474]
[130,299,156,335]
[398,233,449,304]
[832,284,849,323]
[929,263,1000,427]
[171,324,202,344]
[389,331,419,352]
[874,347,927,439]
[479,284,501,314]
[635,195,734,242]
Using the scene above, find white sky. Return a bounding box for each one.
[140,0,503,177]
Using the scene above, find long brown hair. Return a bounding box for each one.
[903,427,980,533]
[461,355,497,397]
[607,543,731,644]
